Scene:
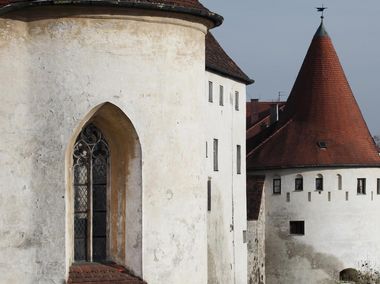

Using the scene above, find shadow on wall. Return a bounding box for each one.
[266,222,345,283]
[65,102,143,278]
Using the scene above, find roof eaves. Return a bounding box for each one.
[0,0,224,27]
[206,65,255,85]
[247,163,380,172]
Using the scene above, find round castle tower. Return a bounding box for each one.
[0,1,226,283]
[247,21,380,283]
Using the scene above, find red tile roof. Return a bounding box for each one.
[246,100,286,153]
[0,0,223,27]
[206,33,254,85]
[247,22,380,170]
[67,263,146,284]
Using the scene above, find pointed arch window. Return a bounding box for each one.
[73,124,109,262]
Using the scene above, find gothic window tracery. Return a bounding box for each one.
[73,123,109,262]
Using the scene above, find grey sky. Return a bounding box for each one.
[201,1,380,136]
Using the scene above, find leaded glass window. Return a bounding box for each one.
[73,124,109,262]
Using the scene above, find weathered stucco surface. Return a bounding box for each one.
[255,168,380,284]
[205,72,247,284]
[0,7,212,283]
[247,191,265,284]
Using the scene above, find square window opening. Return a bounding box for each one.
[290,221,305,235]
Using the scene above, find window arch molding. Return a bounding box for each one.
[65,102,142,278]
[315,174,323,191]
[337,174,342,190]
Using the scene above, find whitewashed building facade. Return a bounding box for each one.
[247,21,380,284]
[0,1,253,283]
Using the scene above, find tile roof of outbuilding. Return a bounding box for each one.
[247,22,380,170]
[206,32,254,85]
[67,263,146,284]
[0,0,223,27]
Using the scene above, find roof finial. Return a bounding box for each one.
[316,5,327,22]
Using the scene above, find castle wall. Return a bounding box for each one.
[205,72,247,284]
[247,192,265,284]
[0,7,210,283]
[256,167,380,284]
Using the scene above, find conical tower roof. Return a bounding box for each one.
[247,22,380,170]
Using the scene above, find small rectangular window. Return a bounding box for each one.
[377,179,380,195]
[235,91,239,111]
[357,178,366,194]
[345,191,349,201]
[236,145,241,174]
[290,221,304,235]
[213,139,218,171]
[286,192,290,202]
[208,81,213,103]
[308,192,311,202]
[316,178,323,191]
[207,179,211,211]
[328,191,331,202]
[295,178,303,191]
[219,85,224,106]
[273,178,281,194]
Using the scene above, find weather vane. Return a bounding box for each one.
[316,4,327,21]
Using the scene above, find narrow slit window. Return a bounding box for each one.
[236,145,241,174]
[235,91,239,111]
[337,174,342,190]
[206,141,208,158]
[273,178,281,194]
[213,139,218,171]
[219,85,224,106]
[208,81,213,103]
[357,178,366,195]
[377,178,380,195]
[207,179,211,212]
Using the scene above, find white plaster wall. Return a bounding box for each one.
[247,191,265,284]
[255,167,380,284]
[0,9,209,284]
[205,72,247,284]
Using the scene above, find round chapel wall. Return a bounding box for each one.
[0,7,209,283]
[259,167,380,284]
